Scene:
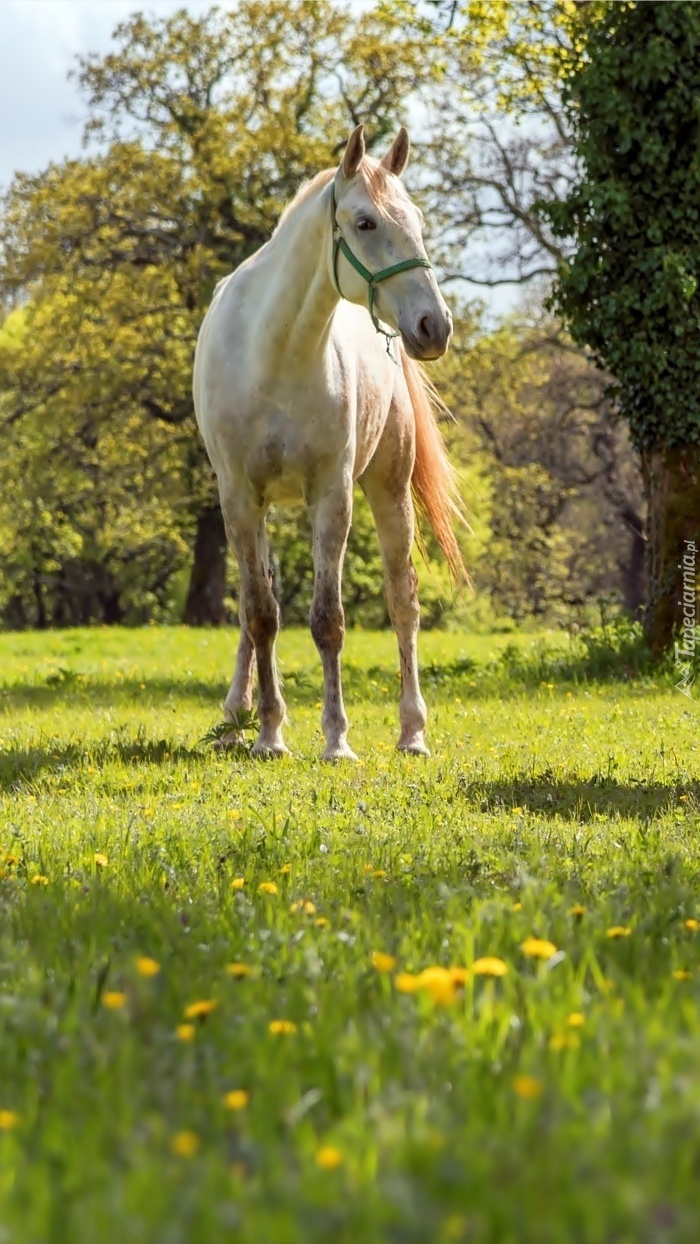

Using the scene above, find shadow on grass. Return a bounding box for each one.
[0,735,209,793]
[456,771,700,822]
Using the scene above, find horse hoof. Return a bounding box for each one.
[322,742,358,762]
[213,732,244,752]
[397,738,430,757]
[251,740,291,760]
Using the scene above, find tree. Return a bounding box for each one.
[546,1,700,654]
[0,0,435,624]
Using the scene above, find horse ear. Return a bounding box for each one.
[380,127,410,177]
[342,124,365,178]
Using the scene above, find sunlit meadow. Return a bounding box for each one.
[0,626,699,1243]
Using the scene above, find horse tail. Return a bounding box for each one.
[401,344,470,587]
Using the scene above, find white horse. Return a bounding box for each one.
[193,125,465,760]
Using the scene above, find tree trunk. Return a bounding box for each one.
[183,503,228,626]
[619,505,647,617]
[642,443,700,656]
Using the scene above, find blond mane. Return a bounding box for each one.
[274,159,398,233]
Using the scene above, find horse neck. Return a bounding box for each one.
[261,182,338,372]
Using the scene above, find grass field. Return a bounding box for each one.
[0,625,699,1243]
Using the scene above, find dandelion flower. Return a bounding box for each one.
[513,1075,542,1100]
[269,1019,297,1035]
[606,926,631,939]
[315,917,330,929]
[449,967,469,986]
[521,937,557,959]
[0,1111,19,1131]
[673,969,692,981]
[136,956,160,978]
[417,967,457,1006]
[184,999,218,1019]
[230,878,245,890]
[258,882,278,896]
[102,991,127,1010]
[171,1130,199,1157]
[569,904,586,918]
[371,951,397,973]
[94,853,108,868]
[684,918,699,932]
[512,902,523,912]
[511,807,523,814]
[225,962,256,979]
[176,1024,195,1041]
[316,1145,343,1169]
[223,1090,249,1111]
[278,863,291,875]
[567,1012,585,1027]
[31,875,48,887]
[472,957,508,978]
[394,972,421,993]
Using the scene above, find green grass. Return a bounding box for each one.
[0,625,699,1243]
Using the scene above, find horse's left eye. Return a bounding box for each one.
[357,217,376,232]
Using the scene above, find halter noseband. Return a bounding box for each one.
[330,183,432,355]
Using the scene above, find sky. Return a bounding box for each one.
[0,0,516,317]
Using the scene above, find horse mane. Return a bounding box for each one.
[401,344,471,587]
[275,159,398,233]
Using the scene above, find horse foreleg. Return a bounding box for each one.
[361,476,429,756]
[219,626,255,745]
[223,502,288,758]
[309,482,355,761]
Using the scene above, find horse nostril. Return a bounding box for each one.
[418,314,434,342]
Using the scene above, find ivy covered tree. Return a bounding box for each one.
[546,0,700,653]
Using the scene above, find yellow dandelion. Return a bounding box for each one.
[521,937,557,959]
[684,918,699,932]
[472,957,508,978]
[184,999,218,1019]
[230,878,245,890]
[371,951,397,973]
[303,900,316,915]
[513,1075,542,1100]
[417,966,457,1006]
[315,917,330,929]
[567,1012,585,1027]
[316,1145,343,1170]
[94,853,108,868]
[394,972,422,993]
[136,956,160,978]
[102,991,127,1010]
[368,869,387,878]
[223,1090,249,1111]
[176,1024,195,1041]
[569,904,586,918]
[0,1111,19,1131]
[673,969,692,981]
[449,967,469,986]
[512,902,523,911]
[30,875,48,887]
[269,1019,297,1035]
[549,1032,580,1052]
[279,863,291,875]
[258,882,279,896]
[511,807,523,814]
[606,926,631,939]
[171,1130,199,1157]
[4,855,18,867]
[225,962,255,979]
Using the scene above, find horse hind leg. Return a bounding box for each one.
[360,472,429,756]
[222,497,289,758]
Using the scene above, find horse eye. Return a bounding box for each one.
[357,217,376,232]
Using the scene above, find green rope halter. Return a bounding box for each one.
[330,183,432,356]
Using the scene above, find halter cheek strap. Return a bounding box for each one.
[330,183,432,357]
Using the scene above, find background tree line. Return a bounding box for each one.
[0,0,696,650]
